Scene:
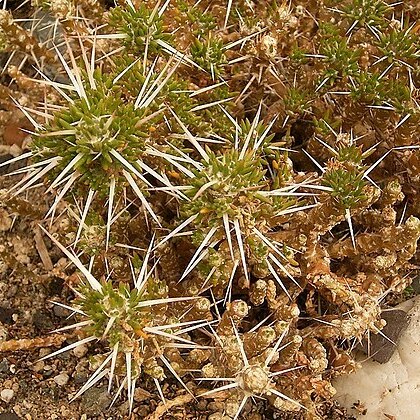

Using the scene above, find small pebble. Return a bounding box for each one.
[32,361,45,373]
[53,373,69,386]
[39,348,51,358]
[196,400,208,411]
[80,387,111,416]
[73,372,88,385]
[53,305,70,318]
[0,389,14,403]
[0,358,10,373]
[73,343,88,358]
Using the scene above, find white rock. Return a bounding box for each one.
[333,296,420,419]
[1,388,14,403]
[53,373,70,386]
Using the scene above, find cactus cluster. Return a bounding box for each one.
[0,0,419,419]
